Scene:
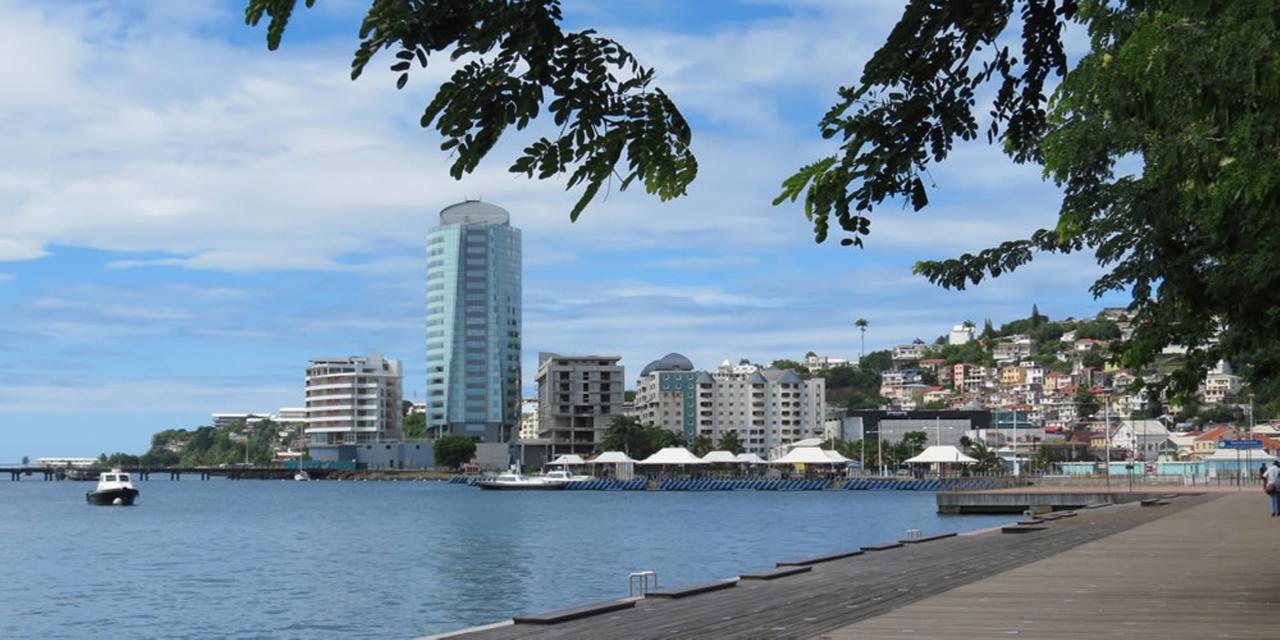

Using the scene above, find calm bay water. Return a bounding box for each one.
[0,480,1009,639]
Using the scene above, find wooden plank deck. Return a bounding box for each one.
[445,496,1211,640]
[819,493,1280,639]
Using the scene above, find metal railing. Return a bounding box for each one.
[628,571,658,597]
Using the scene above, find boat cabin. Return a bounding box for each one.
[97,470,134,488]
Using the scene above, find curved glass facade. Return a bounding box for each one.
[425,201,522,442]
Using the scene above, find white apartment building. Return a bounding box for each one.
[211,413,272,429]
[1202,373,1242,405]
[892,344,926,366]
[633,355,826,458]
[276,408,307,426]
[535,353,624,455]
[304,354,403,446]
[518,398,540,441]
[994,335,1033,362]
[804,353,851,371]
[948,324,974,345]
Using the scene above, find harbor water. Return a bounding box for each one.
[0,480,1010,638]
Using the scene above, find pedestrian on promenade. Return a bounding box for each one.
[1261,464,1269,489]
[1264,461,1280,517]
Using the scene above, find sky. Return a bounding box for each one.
[0,0,1124,461]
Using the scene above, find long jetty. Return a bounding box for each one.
[434,493,1274,639]
[0,466,328,481]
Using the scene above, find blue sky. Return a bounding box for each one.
[0,0,1122,461]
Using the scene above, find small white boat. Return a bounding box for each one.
[86,469,138,506]
[294,470,311,481]
[476,471,566,491]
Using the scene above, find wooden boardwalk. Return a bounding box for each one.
[821,492,1280,639]
[443,495,1216,640]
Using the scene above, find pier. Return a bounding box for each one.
[436,492,1275,639]
[0,466,330,481]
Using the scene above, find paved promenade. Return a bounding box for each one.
[445,494,1229,639]
[821,492,1280,639]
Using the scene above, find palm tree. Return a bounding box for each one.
[716,431,745,455]
[855,318,869,360]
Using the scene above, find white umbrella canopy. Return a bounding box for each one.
[589,451,637,464]
[735,452,766,464]
[904,445,978,465]
[701,450,740,463]
[637,447,709,465]
[770,446,844,465]
[549,454,587,466]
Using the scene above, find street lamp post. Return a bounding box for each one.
[1104,391,1111,493]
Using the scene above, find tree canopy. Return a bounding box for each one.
[434,434,477,469]
[247,0,1280,398]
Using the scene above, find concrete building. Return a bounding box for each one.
[211,413,272,429]
[1202,370,1243,405]
[518,398,539,441]
[276,408,306,426]
[425,200,522,443]
[948,324,974,345]
[993,335,1033,362]
[535,353,624,455]
[304,354,403,446]
[845,409,991,449]
[892,344,926,368]
[633,355,826,457]
[804,353,851,371]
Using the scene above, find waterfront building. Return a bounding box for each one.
[633,355,825,457]
[845,409,991,449]
[425,200,522,443]
[535,353,624,455]
[304,354,403,446]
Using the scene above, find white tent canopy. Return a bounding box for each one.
[735,453,766,465]
[1202,447,1276,463]
[637,447,708,465]
[823,449,851,464]
[589,451,637,464]
[770,446,846,465]
[701,450,740,464]
[549,454,586,466]
[904,445,978,465]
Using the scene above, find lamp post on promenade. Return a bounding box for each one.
[1103,389,1112,493]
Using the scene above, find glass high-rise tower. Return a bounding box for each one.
[425,200,522,442]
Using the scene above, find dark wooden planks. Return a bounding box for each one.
[511,599,636,624]
[775,549,863,566]
[645,579,738,599]
[739,566,812,580]
[900,532,957,544]
[860,542,903,552]
[1002,524,1048,534]
[448,495,1211,640]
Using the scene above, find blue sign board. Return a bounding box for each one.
[1220,439,1263,449]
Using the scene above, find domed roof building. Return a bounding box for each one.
[638,352,695,377]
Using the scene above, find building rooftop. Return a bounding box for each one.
[440,200,510,226]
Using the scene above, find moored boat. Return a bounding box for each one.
[538,469,592,487]
[86,469,139,506]
[476,471,566,491]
